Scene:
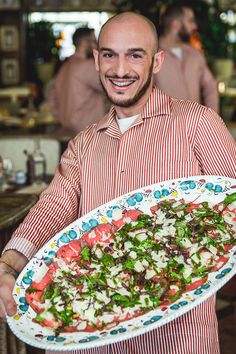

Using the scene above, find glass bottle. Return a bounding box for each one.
[32,139,46,185]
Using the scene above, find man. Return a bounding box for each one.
[48,27,105,133]
[153,2,219,112]
[0,12,235,354]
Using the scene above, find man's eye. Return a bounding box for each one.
[102,53,113,58]
[131,54,142,59]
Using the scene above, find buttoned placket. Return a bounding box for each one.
[104,117,144,198]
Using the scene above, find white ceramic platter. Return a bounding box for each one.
[7,175,236,351]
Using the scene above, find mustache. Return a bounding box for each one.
[105,75,138,80]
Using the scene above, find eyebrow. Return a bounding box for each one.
[99,47,147,54]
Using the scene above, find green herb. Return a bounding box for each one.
[81,246,91,261]
[223,192,236,207]
[101,253,115,267]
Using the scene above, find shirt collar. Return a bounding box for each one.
[96,86,171,133]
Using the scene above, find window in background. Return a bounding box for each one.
[28,11,112,60]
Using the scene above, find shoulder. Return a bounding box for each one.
[71,120,103,157]
[78,59,97,72]
[183,44,205,60]
[170,96,207,116]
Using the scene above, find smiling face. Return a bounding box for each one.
[94,13,164,116]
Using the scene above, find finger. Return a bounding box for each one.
[0,276,17,317]
[0,298,7,320]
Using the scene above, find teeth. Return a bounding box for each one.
[110,80,134,87]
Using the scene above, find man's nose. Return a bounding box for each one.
[114,57,129,77]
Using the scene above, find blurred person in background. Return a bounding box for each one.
[153,1,219,112]
[47,27,105,133]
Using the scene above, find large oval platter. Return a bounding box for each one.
[7,175,236,351]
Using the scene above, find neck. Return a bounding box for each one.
[75,48,87,60]
[160,33,182,48]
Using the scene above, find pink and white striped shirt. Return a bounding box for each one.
[6,87,236,354]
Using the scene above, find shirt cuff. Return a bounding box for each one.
[2,237,38,260]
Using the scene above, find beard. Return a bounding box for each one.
[179,24,191,43]
[86,48,94,59]
[100,58,154,108]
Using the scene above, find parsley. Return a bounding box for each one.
[81,246,91,261]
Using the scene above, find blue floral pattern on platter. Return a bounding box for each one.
[7,175,236,351]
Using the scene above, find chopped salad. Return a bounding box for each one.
[25,194,236,335]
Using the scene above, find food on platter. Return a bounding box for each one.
[25,193,236,335]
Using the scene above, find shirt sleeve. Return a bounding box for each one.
[3,136,82,259]
[199,54,219,113]
[194,107,236,177]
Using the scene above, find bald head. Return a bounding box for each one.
[98,12,159,54]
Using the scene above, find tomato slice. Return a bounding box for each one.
[223,244,234,251]
[31,272,53,291]
[56,240,81,263]
[38,317,62,330]
[112,209,142,229]
[25,271,54,312]
[25,289,44,313]
[185,277,207,292]
[186,202,202,213]
[211,255,230,272]
[82,223,114,247]
[150,205,159,215]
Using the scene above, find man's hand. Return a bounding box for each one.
[0,250,28,318]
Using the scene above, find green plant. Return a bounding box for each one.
[26,21,59,62]
[26,20,60,81]
[195,0,235,60]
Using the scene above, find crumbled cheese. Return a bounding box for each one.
[77,321,87,330]
[124,241,133,251]
[72,299,90,313]
[88,230,96,239]
[141,259,149,267]
[191,254,200,264]
[81,307,97,323]
[116,287,131,296]
[181,237,192,248]
[145,269,156,279]
[101,231,111,242]
[94,248,103,259]
[170,285,179,291]
[136,233,148,241]
[134,260,145,272]
[99,313,115,324]
[129,250,137,259]
[139,295,152,307]
[209,245,217,255]
[183,265,192,279]
[95,291,111,304]
[110,264,122,276]
[107,278,117,288]
[189,243,200,256]
[175,255,185,264]
[124,217,132,223]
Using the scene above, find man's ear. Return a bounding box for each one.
[93,49,99,71]
[152,50,164,74]
[173,19,181,33]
